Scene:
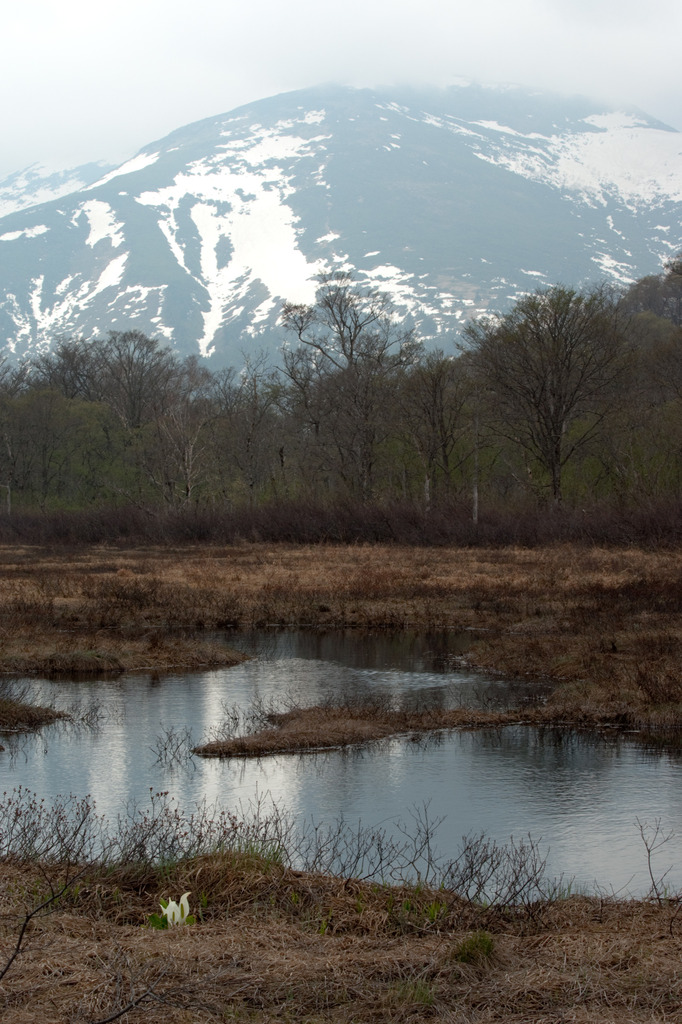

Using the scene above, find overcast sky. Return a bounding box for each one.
[2,0,681,180]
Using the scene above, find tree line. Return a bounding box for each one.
[0,260,681,542]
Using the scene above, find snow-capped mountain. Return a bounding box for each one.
[1,84,681,365]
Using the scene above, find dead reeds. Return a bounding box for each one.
[1,542,682,732]
[0,694,63,732]
[195,701,537,758]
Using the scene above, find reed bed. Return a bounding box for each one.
[1,542,682,731]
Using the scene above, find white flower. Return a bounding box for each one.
[161,891,192,926]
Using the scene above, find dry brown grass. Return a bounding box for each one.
[0,545,251,679]
[194,704,518,757]
[2,856,682,1023]
[0,696,64,732]
[1,542,681,731]
[0,634,247,678]
[194,698,636,759]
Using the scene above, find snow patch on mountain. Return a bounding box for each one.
[115,284,170,336]
[136,123,331,355]
[0,224,49,242]
[77,200,125,248]
[187,192,322,355]
[20,274,80,350]
[90,254,128,298]
[584,113,649,131]
[220,128,319,166]
[302,110,326,125]
[590,251,637,282]
[470,117,682,208]
[87,152,160,189]
[0,162,113,219]
[8,253,130,349]
[389,101,682,210]
[358,261,464,334]
[472,120,544,140]
[362,263,436,320]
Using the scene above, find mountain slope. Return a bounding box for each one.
[0,161,115,218]
[1,84,681,365]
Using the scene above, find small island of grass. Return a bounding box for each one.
[0,694,64,733]
[194,703,519,757]
[0,632,248,678]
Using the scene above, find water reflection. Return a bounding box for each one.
[1,628,681,894]
[222,627,553,710]
[224,628,473,671]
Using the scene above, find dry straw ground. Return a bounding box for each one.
[3,854,682,1024]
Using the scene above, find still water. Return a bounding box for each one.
[2,629,682,894]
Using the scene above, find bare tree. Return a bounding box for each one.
[398,349,472,506]
[143,356,214,505]
[207,353,283,505]
[30,336,103,401]
[621,253,682,327]
[464,284,630,506]
[281,272,420,500]
[98,330,179,429]
[0,355,30,513]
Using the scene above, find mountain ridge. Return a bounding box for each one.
[1,83,681,365]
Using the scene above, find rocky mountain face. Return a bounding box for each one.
[1,83,681,366]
